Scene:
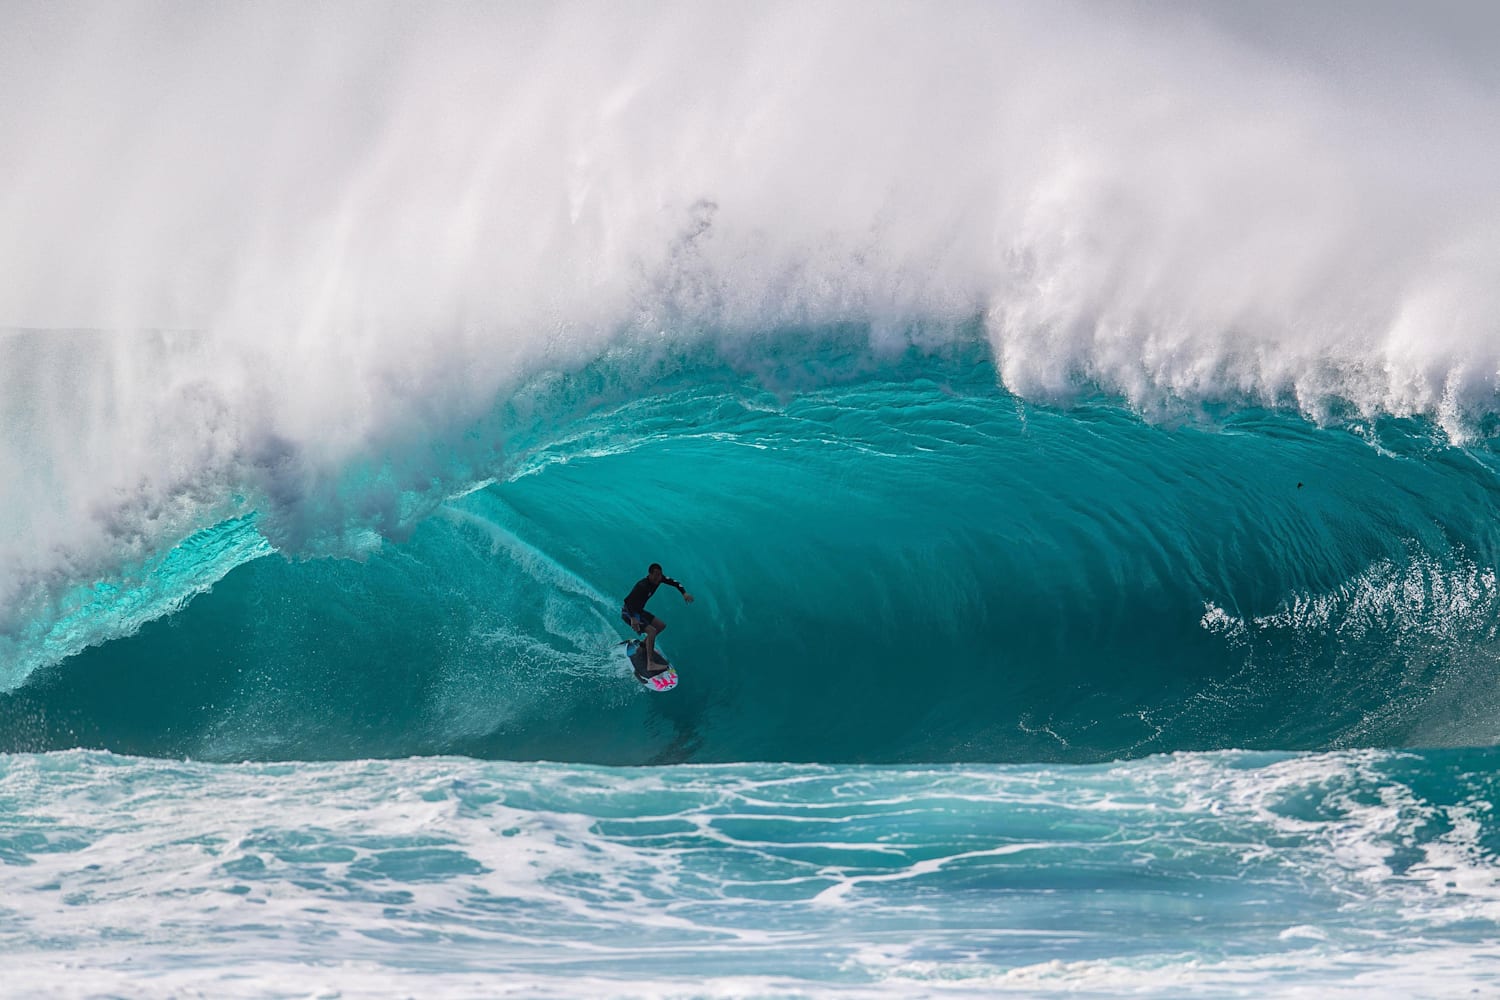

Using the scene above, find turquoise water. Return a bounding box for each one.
[6,346,1500,764]
[5,341,1500,994]
[6,3,1500,995]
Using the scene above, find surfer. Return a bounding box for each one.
[622,563,694,675]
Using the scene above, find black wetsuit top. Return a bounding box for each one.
[623,575,685,613]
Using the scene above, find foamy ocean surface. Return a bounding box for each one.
[5,2,1500,996]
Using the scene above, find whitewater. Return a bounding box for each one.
[4,2,1500,996]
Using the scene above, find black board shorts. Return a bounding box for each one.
[621,608,658,633]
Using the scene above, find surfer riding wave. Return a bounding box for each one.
[622,564,694,677]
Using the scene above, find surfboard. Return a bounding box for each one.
[625,640,678,692]
[642,668,678,692]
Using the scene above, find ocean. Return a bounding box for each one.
[4,3,1500,997]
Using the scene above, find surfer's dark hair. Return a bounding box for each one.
[649,563,663,574]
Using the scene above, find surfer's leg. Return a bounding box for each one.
[644,618,666,663]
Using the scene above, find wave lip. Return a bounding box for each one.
[0,516,271,691]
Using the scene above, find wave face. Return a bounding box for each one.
[4,341,1500,763]
[1,0,1500,779]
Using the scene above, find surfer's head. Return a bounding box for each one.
[647,563,664,582]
